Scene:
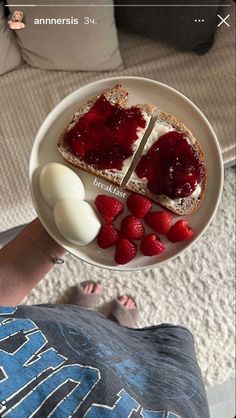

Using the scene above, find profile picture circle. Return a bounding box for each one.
[8,10,25,30]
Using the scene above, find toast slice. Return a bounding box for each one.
[58,84,156,186]
[126,109,207,215]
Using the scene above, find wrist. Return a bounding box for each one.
[26,218,66,260]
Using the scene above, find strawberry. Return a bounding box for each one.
[115,238,137,265]
[167,220,194,242]
[120,215,145,240]
[97,223,119,249]
[145,211,172,235]
[127,193,152,218]
[140,233,165,256]
[95,195,124,222]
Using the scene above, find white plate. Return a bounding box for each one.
[29,76,223,271]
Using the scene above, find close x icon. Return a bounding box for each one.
[217,13,230,27]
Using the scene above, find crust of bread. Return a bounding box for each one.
[136,103,157,116]
[58,85,156,186]
[126,109,207,215]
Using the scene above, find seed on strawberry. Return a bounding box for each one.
[115,238,137,265]
[145,211,172,235]
[97,223,119,249]
[127,193,152,218]
[167,220,194,242]
[120,215,145,240]
[95,195,124,222]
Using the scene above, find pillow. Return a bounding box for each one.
[0,2,22,75]
[7,0,122,71]
[114,0,221,54]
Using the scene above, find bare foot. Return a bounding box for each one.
[64,281,102,307]
[117,294,136,309]
[82,282,102,295]
[108,294,138,327]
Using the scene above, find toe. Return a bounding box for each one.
[83,284,89,293]
[130,300,135,309]
[118,295,128,305]
[126,299,133,309]
[88,283,93,294]
[94,283,102,294]
[127,297,136,309]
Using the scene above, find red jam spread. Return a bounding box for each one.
[65,95,146,170]
[135,131,203,199]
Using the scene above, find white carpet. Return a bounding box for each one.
[23,167,235,389]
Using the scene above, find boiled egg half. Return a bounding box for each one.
[54,199,101,246]
[39,162,85,208]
